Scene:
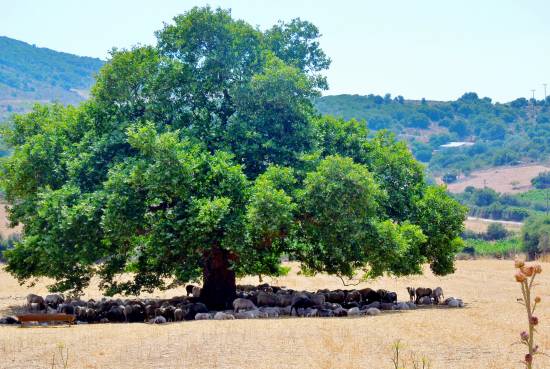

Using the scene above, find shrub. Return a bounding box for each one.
[473,188,498,206]
[442,172,458,184]
[485,223,508,241]
[531,171,550,189]
[521,216,550,260]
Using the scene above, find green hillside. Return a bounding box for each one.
[315,93,550,176]
[0,36,104,121]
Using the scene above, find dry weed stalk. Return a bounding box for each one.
[50,343,69,369]
[514,258,543,368]
[391,340,431,369]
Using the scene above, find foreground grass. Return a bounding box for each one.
[1,260,550,369]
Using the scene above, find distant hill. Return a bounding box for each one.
[315,93,550,176]
[0,36,104,121]
[2,36,550,179]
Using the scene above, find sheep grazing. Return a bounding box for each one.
[57,303,75,315]
[106,305,125,322]
[256,291,278,306]
[395,302,410,310]
[310,293,325,306]
[12,283,459,325]
[45,294,64,308]
[26,294,45,310]
[431,287,444,305]
[234,310,259,319]
[378,290,397,304]
[259,307,279,318]
[122,305,133,322]
[358,288,382,304]
[414,287,432,304]
[214,311,235,320]
[150,316,167,324]
[318,309,334,317]
[446,298,464,308]
[326,290,345,304]
[406,287,416,302]
[290,295,316,316]
[29,302,43,312]
[194,312,212,320]
[128,304,146,323]
[333,307,348,317]
[417,296,432,305]
[232,298,257,312]
[174,308,184,322]
[276,294,293,307]
[366,307,381,316]
[184,303,208,321]
[0,316,19,325]
[192,286,202,298]
[304,308,318,317]
[344,290,361,303]
[159,305,176,322]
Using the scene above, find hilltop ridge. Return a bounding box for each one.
[0,36,104,121]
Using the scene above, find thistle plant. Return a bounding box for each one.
[514,258,543,368]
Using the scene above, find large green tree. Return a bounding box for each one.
[1,7,465,309]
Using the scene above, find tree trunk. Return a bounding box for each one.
[201,246,236,310]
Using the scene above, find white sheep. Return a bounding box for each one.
[232,298,257,312]
[192,286,202,298]
[194,312,212,320]
[214,311,235,320]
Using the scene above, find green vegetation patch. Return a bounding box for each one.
[464,238,521,257]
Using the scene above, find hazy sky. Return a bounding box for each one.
[2,0,549,102]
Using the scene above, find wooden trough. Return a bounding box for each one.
[16,313,75,327]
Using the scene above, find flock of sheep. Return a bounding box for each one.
[0,284,464,325]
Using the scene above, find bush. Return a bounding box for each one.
[521,215,550,260]
[485,223,508,240]
[531,171,550,189]
[473,188,498,206]
[442,172,458,184]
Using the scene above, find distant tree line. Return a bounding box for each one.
[454,187,534,221]
[316,93,550,175]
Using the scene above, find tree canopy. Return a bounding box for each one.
[522,215,550,260]
[1,7,466,309]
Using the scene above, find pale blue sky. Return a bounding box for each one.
[2,0,549,102]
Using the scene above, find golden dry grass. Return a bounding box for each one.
[464,217,522,234]
[440,164,550,194]
[0,260,549,369]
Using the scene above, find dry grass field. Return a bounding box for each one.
[464,217,522,234]
[1,260,549,369]
[441,164,550,194]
